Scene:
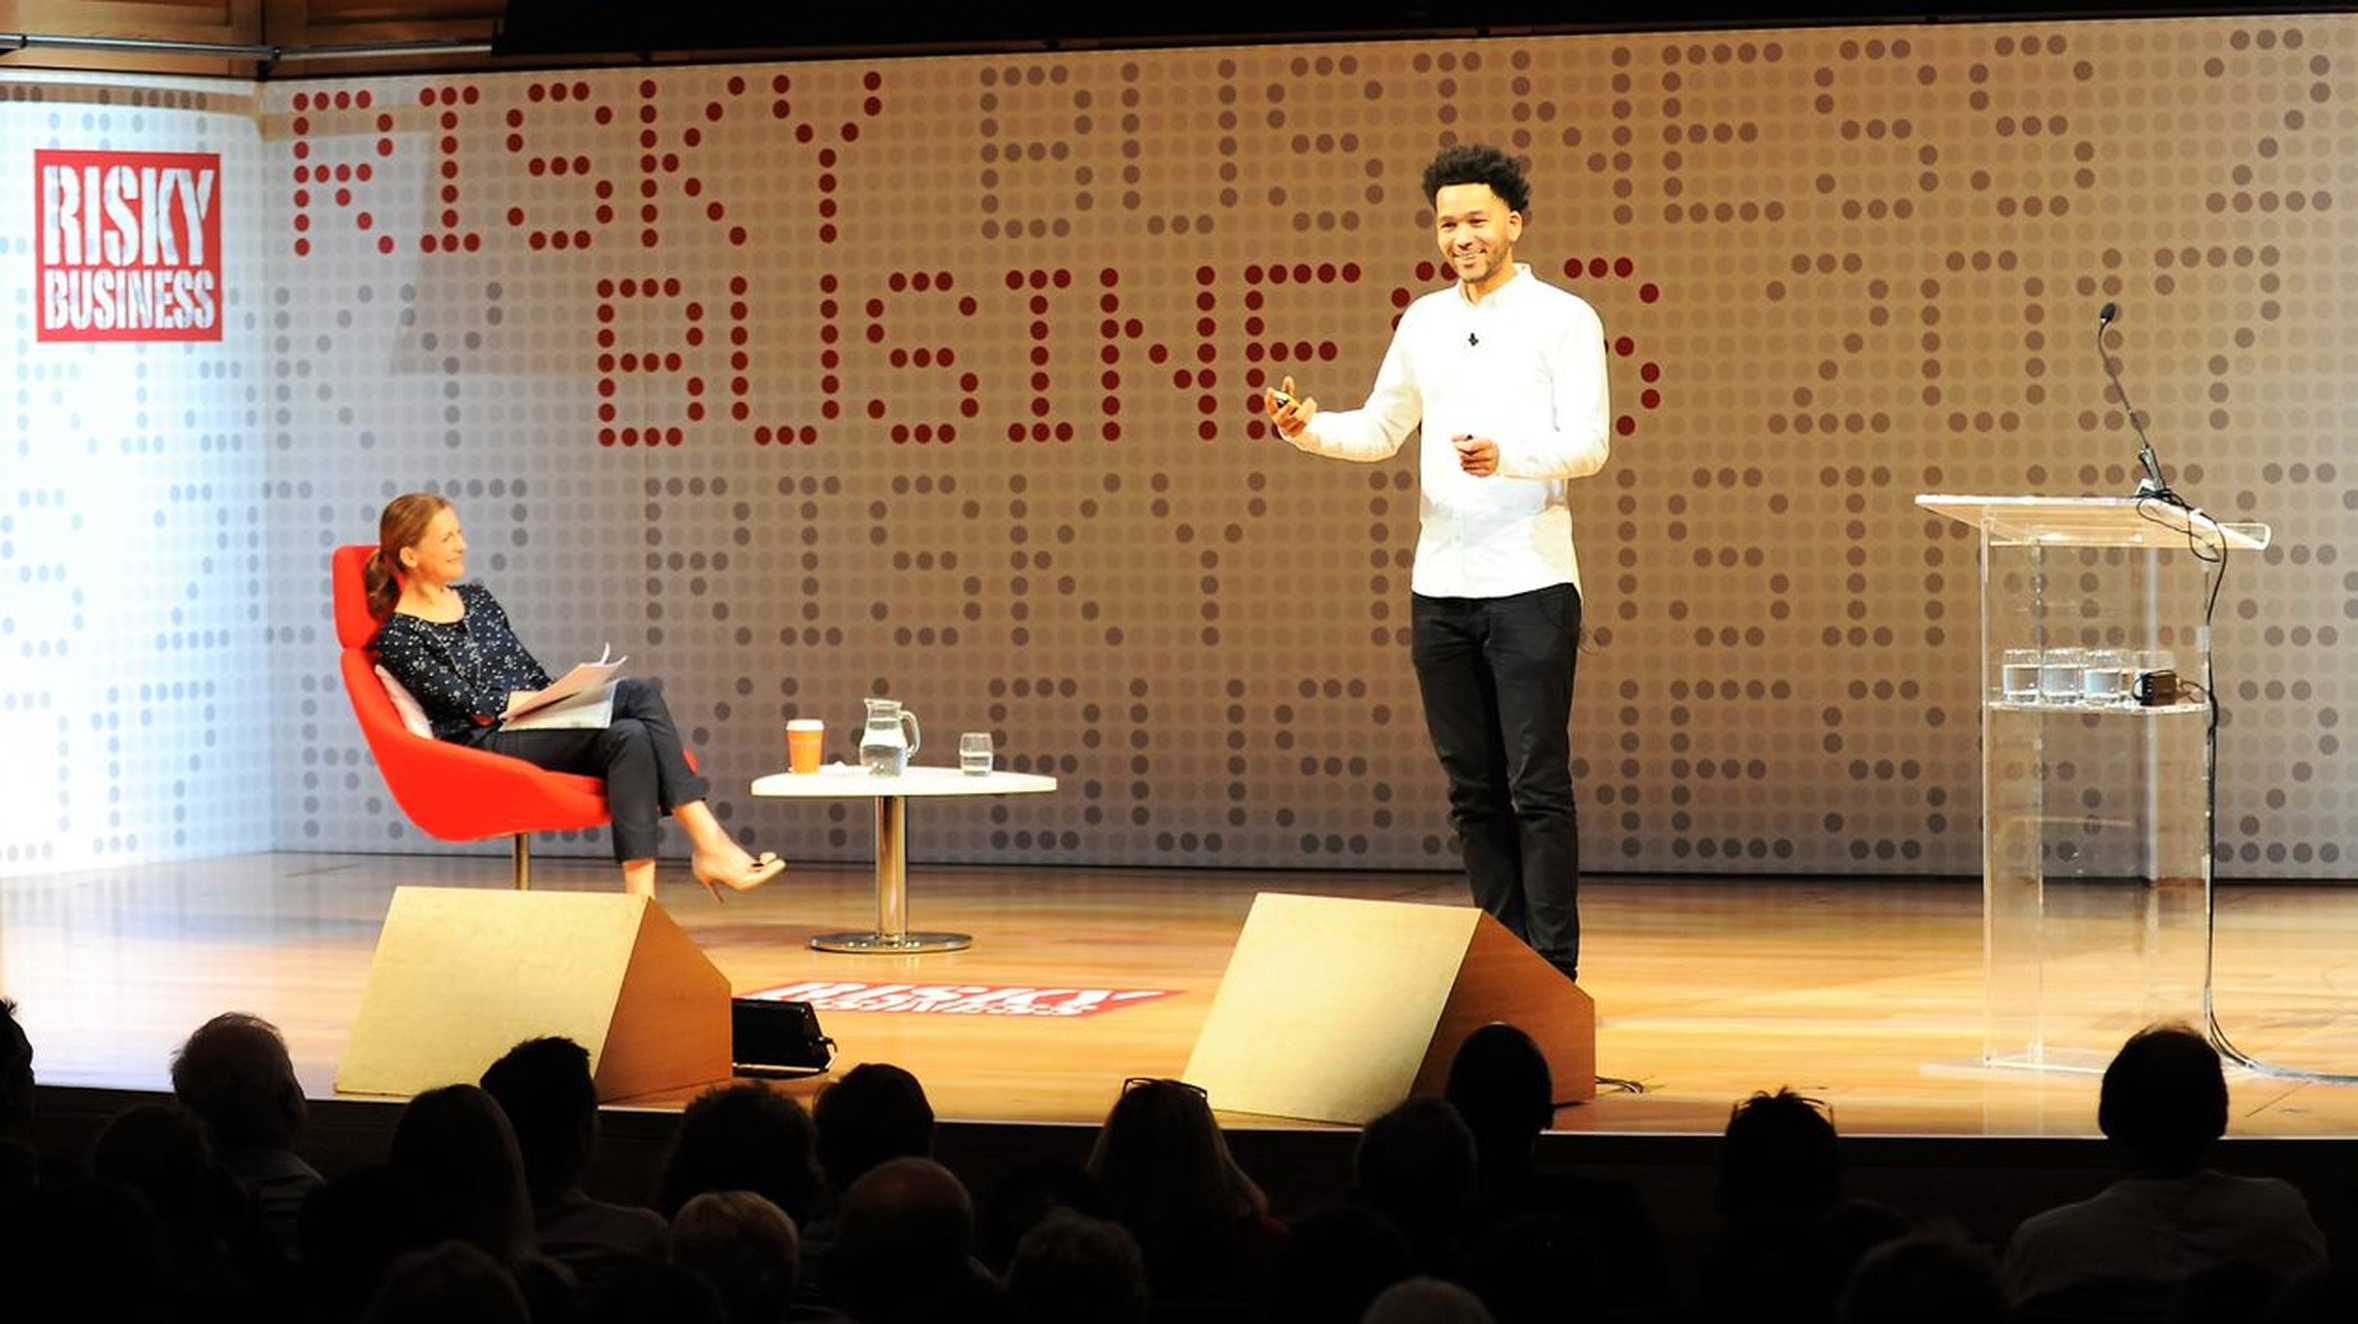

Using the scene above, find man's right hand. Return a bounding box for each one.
[1264,375,1317,440]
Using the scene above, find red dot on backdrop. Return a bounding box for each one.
[293,166,309,183]
[1642,389,1662,409]
[294,238,309,256]
[1639,283,1660,302]
[1198,421,1218,440]
[755,426,773,444]
[358,164,373,181]
[528,84,545,102]
[292,93,309,111]
[293,117,310,135]
[357,213,374,231]
[293,142,310,160]
[1641,362,1661,382]
[529,232,547,250]
[1614,337,1635,355]
[1616,415,1637,435]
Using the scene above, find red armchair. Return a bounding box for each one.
[333,544,612,889]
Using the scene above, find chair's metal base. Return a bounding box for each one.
[808,930,973,954]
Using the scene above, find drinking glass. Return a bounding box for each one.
[2039,648,2087,706]
[2082,648,2132,708]
[2000,649,2041,704]
[959,731,994,776]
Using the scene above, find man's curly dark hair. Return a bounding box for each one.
[1422,143,1531,216]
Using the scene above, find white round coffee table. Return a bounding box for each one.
[750,764,1057,953]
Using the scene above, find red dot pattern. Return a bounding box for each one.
[1242,262,1358,440]
[869,271,975,444]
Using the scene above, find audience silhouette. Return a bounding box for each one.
[172,1011,323,1261]
[2005,1023,2328,1321]
[1086,1077,1286,1313]
[2,1011,2348,1324]
[481,1036,667,1280]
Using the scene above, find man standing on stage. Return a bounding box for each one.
[1265,143,1610,983]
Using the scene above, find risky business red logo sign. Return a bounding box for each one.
[744,980,1177,1018]
[35,150,222,342]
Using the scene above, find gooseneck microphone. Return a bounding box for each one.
[2094,302,2178,504]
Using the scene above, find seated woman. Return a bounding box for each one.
[365,492,784,899]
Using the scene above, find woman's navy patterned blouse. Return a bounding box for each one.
[371,582,553,744]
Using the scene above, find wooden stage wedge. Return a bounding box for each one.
[1184,893,1595,1125]
[336,887,732,1101]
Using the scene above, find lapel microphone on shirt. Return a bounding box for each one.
[1467,332,1479,347]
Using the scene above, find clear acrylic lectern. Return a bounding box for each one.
[1917,496,2269,1072]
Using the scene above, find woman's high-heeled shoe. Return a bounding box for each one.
[693,850,784,903]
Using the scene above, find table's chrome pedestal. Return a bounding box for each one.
[750,765,1057,955]
[809,796,972,953]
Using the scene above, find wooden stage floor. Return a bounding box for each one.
[8,852,2358,1138]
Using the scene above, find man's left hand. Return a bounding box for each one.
[1452,434,1499,478]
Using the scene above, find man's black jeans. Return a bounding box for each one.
[1410,583,1581,981]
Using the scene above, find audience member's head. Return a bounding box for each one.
[1834,1228,2006,1324]
[2098,1023,2228,1174]
[1005,1209,1149,1324]
[88,1101,220,1226]
[670,1190,799,1324]
[387,1084,534,1263]
[1718,1087,1841,1219]
[170,1011,306,1152]
[1087,1078,1267,1256]
[655,1081,825,1224]
[301,1165,439,1319]
[579,1259,730,1324]
[6,1178,171,1313]
[1275,1204,1417,1324]
[479,1035,599,1207]
[1354,1097,1479,1267]
[978,1159,1111,1272]
[1445,1023,1554,1169]
[1362,1276,1498,1324]
[0,997,33,1132]
[812,1062,935,1198]
[359,1240,531,1324]
[834,1156,977,1318]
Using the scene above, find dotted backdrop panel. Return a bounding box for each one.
[256,19,2358,875]
[7,15,2351,880]
[1,77,276,876]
